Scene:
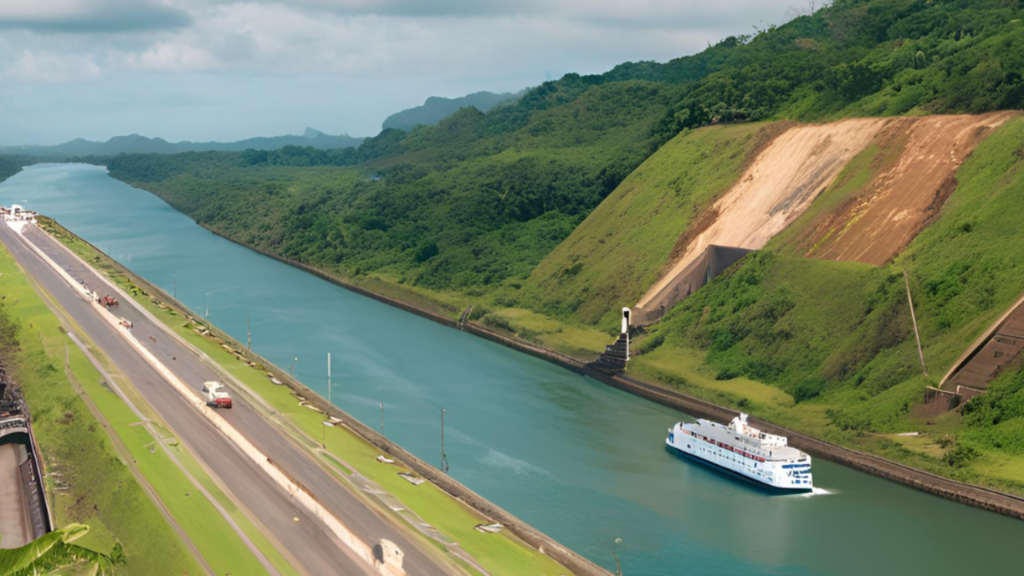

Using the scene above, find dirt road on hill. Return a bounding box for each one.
[636,118,885,313]
[800,112,1015,265]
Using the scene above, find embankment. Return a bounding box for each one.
[523,122,766,329]
[634,118,886,322]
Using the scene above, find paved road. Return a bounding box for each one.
[1,223,455,576]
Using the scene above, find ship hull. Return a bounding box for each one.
[666,443,813,494]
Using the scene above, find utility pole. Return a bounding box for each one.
[904,271,928,377]
[379,402,385,436]
[291,357,298,377]
[204,292,210,318]
[172,274,176,299]
[440,408,449,473]
[246,310,251,350]
[327,352,332,405]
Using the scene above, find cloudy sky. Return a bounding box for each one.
[0,0,801,145]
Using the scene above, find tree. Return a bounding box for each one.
[0,523,125,576]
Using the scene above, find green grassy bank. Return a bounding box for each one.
[632,116,1024,494]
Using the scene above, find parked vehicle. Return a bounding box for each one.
[202,381,232,409]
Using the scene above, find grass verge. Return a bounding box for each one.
[0,244,202,574]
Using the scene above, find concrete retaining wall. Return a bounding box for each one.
[633,245,752,326]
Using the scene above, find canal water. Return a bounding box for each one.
[2,163,1021,575]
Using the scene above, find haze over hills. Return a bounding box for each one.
[0,128,364,158]
[381,91,522,131]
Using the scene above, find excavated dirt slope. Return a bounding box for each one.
[792,112,1015,265]
[635,118,885,317]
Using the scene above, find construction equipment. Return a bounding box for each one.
[202,381,232,409]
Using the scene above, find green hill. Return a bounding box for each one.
[520,122,773,328]
[631,117,1024,491]
[381,91,521,131]
[0,156,26,182]
[108,0,1024,300]
[109,80,682,294]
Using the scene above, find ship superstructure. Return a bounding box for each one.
[666,413,813,491]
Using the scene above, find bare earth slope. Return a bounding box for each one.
[634,119,886,321]
[789,112,1015,265]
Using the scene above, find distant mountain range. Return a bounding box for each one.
[0,128,364,158]
[2,90,523,158]
[382,91,521,132]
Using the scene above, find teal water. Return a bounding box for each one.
[3,163,1021,575]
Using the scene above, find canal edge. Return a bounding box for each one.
[189,221,1024,523]
[43,217,612,576]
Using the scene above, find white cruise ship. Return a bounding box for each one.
[666,413,813,492]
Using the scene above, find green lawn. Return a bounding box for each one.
[479,307,611,359]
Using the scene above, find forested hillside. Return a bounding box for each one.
[0,156,27,182]
[98,0,1024,496]
[109,80,681,290]
[109,0,1024,300]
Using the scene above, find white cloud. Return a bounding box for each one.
[7,50,102,82]
[1,1,798,81]
[125,41,218,72]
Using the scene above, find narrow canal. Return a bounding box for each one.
[3,163,1020,575]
